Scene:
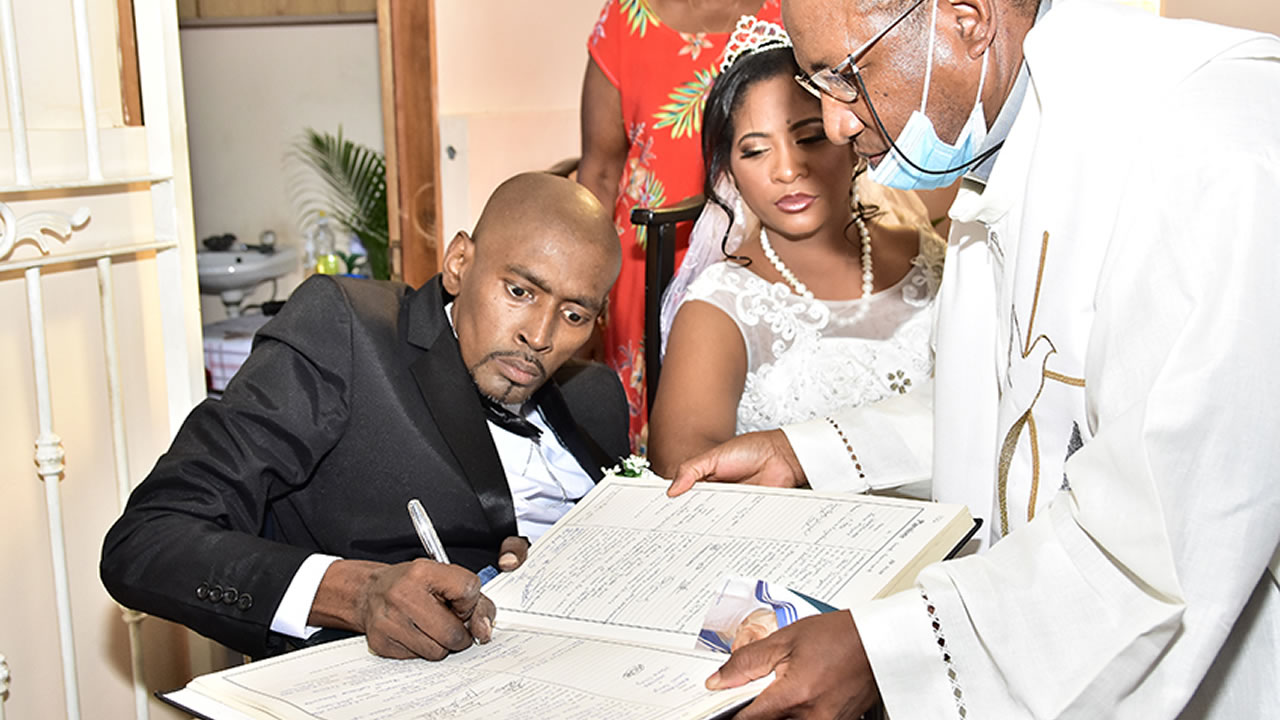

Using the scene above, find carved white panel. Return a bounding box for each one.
[0,202,91,262]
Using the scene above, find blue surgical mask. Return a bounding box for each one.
[869,0,990,191]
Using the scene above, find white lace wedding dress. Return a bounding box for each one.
[681,247,937,435]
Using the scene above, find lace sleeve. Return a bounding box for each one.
[911,227,947,299]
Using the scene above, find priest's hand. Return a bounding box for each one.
[667,429,807,497]
[708,610,878,720]
[310,558,496,660]
[497,535,530,571]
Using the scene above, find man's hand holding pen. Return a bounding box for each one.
[302,498,533,661]
[307,558,496,660]
[364,559,496,659]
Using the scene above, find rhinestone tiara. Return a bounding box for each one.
[718,15,792,74]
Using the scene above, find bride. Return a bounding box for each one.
[648,17,943,496]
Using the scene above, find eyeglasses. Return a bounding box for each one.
[794,0,929,104]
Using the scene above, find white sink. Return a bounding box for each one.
[197,245,300,316]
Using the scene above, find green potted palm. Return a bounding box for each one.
[290,127,391,280]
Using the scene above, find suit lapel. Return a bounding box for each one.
[534,382,612,483]
[407,279,517,540]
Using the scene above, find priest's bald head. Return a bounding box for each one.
[441,172,621,405]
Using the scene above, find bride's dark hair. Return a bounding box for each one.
[700,46,877,262]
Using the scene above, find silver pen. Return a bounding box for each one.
[407,498,451,564]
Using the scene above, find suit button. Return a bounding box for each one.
[222,588,239,605]
[208,585,223,603]
[237,593,254,611]
[196,583,209,600]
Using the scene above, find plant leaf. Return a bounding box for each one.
[289,127,391,279]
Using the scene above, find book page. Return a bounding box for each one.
[160,688,258,720]
[485,477,970,649]
[183,633,766,720]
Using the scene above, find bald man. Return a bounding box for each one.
[102,173,627,660]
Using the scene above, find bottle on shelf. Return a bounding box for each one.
[312,214,342,275]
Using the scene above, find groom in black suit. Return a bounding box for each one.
[101,173,627,660]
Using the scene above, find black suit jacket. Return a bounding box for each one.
[100,275,628,657]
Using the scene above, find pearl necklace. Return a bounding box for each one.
[758,191,874,303]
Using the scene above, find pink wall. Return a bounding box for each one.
[1164,0,1280,35]
[434,1,605,237]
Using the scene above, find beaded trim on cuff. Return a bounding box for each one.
[922,589,968,719]
[824,417,867,481]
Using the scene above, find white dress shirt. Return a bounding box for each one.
[489,403,596,543]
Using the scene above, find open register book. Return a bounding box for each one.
[161,475,977,720]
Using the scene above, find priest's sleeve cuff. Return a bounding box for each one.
[783,383,932,494]
[783,414,870,493]
[854,589,961,720]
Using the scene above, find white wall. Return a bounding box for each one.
[179,20,383,321]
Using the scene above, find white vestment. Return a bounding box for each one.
[787,1,1280,716]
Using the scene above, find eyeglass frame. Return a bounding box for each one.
[794,0,930,104]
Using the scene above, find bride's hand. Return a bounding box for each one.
[667,430,807,497]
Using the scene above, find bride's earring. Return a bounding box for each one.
[734,192,760,241]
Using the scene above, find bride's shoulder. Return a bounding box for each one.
[687,259,765,293]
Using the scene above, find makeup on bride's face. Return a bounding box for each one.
[728,73,856,241]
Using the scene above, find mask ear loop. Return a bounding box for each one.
[920,0,940,114]
[924,0,988,114]
[974,44,989,105]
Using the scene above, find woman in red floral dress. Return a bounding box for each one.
[579,0,782,453]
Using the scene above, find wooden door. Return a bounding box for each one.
[377,0,441,286]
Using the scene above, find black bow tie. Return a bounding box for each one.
[480,397,542,442]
